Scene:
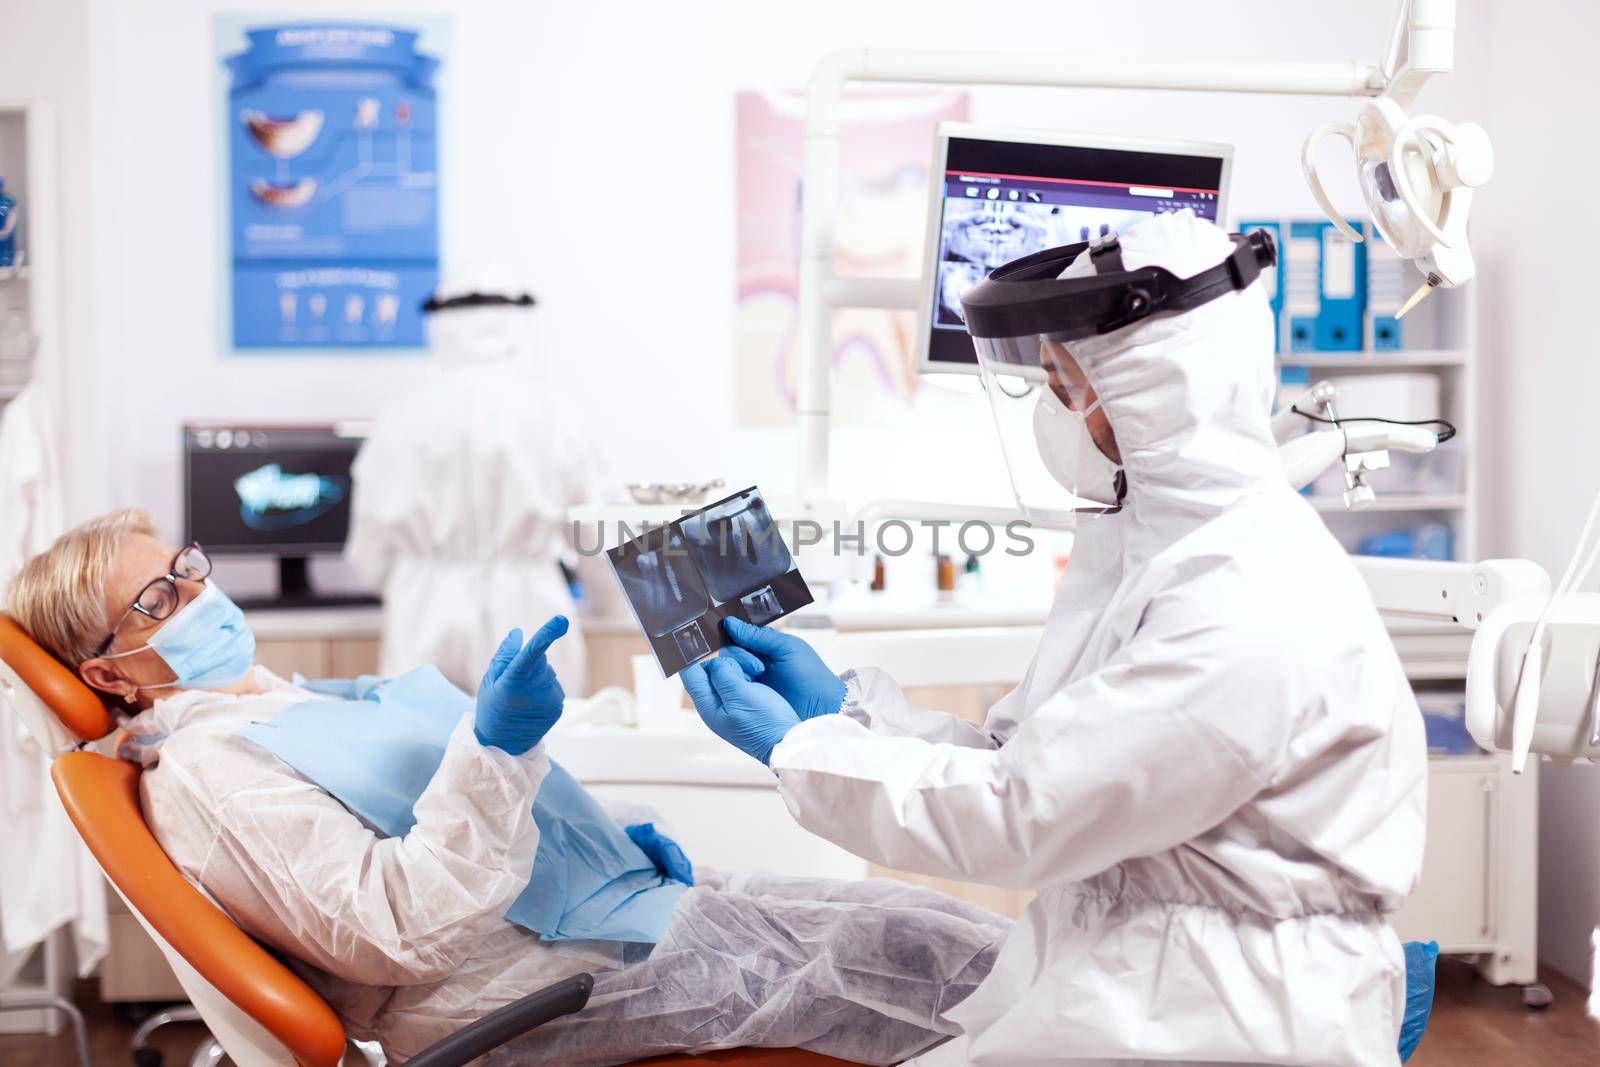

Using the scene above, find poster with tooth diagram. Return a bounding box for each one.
[220,21,443,350]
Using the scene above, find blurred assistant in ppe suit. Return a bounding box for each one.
[685,210,1429,1066]
[7,509,1011,1066]
[347,285,608,695]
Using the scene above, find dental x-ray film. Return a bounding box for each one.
[607,486,814,676]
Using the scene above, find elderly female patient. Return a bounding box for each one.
[8,509,1009,1066]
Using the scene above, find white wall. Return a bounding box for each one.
[1467,0,1600,989]
[76,0,1465,537]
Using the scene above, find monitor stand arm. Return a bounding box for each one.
[278,555,313,600]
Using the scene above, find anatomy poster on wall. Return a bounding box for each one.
[218,21,445,351]
[734,89,969,426]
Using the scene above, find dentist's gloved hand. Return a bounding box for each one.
[721,617,846,720]
[625,822,695,886]
[475,616,569,756]
[682,656,801,765]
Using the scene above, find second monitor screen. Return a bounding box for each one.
[185,426,364,552]
[925,134,1227,368]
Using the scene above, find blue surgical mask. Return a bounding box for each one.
[105,582,257,690]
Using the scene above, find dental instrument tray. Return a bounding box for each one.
[606,485,813,676]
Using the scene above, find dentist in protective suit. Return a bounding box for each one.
[683,210,1429,1066]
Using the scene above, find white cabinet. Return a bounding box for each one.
[1392,760,1496,947]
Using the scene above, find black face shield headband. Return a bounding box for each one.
[421,291,538,314]
[959,229,1277,344]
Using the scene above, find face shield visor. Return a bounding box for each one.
[959,229,1277,528]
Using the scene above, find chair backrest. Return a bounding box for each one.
[0,613,348,1067]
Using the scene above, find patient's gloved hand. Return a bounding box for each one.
[682,656,801,765]
[475,616,568,756]
[721,617,845,720]
[625,822,695,886]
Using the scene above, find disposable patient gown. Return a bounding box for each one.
[125,668,1010,1064]
[767,211,1430,1066]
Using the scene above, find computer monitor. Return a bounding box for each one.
[183,423,376,608]
[916,124,1232,373]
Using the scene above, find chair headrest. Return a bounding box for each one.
[0,613,117,741]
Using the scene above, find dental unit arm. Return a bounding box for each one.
[1273,381,1445,508]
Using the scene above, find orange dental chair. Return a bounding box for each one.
[0,614,850,1067]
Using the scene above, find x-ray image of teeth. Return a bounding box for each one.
[934,198,1159,327]
[607,485,814,677]
[680,494,791,603]
[673,621,711,663]
[943,200,1067,271]
[615,532,709,638]
[740,585,781,625]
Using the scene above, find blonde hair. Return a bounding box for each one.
[5,507,159,667]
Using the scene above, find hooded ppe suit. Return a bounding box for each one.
[347,296,605,695]
[767,210,1428,1065]
[129,667,1010,1064]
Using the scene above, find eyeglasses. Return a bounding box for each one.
[94,542,212,657]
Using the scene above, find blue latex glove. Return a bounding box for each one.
[624,822,695,886]
[721,617,845,720]
[474,616,569,756]
[681,656,802,765]
[1398,940,1439,1062]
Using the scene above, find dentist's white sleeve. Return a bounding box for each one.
[143,715,549,987]
[770,597,1295,891]
[838,667,1000,749]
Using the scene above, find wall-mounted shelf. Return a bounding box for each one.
[1277,349,1469,370]
[1308,493,1469,514]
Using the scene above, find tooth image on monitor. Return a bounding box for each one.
[309,294,327,322]
[344,295,365,325]
[279,292,296,326]
[355,97,380,130]
[241,109,325,159]
[249,178,318,208]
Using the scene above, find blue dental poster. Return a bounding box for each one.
[221,22,442,350]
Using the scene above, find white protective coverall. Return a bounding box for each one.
[768,211,1428,1066]
[129,666,1009,1064]
[347,297,604,695]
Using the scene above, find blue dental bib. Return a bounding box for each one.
[236,666,687,943]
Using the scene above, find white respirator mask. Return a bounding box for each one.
[1032,387,1122,506]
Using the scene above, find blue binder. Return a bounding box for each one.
[1366,232,1405,350]
[1239,220,1285,352]
[1286,219,1367,351]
